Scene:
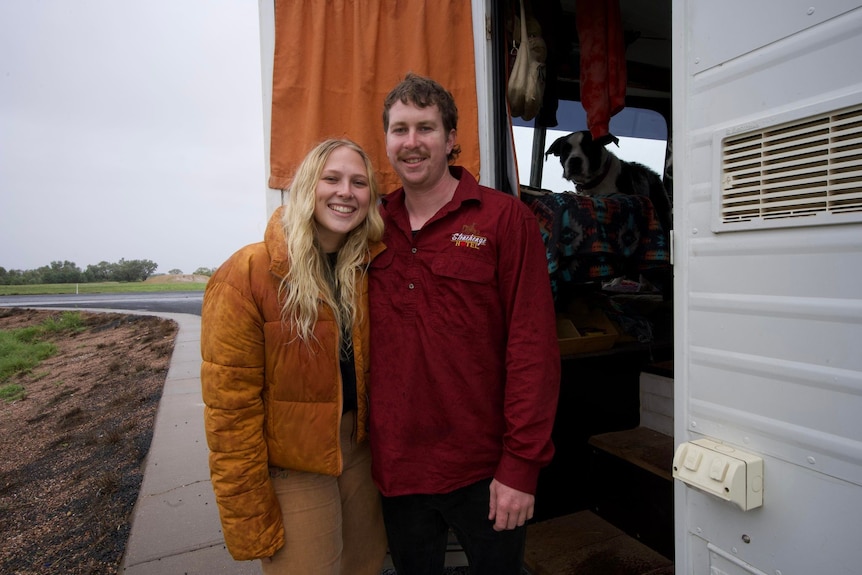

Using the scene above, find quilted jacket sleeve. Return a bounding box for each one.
[200,271,283,561]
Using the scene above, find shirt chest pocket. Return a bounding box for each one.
[428,255,497,336]
[431,256,496,284]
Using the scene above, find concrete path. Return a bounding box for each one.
[119,312,257,575]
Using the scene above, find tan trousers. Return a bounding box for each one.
[260,411,387,575]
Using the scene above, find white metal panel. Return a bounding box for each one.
[258,0,282,216]
[685,5,862,142]
[472,0,494,188]
[688,0,861,74]
[674,1,862,573]
[682,457,862,574]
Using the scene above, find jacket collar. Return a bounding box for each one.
[265,206,290,279]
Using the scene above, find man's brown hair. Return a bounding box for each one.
[382,73,461,162]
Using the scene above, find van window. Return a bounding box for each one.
[514,101,668,193]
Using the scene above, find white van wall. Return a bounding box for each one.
[673,2,862,574]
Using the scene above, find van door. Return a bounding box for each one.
[672,1,862,573]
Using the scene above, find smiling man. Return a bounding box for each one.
[367,73,561,575]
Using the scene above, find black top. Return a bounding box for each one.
[340,341,357,414]
[327,252,357,414]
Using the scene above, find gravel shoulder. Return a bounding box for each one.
[0,308,177,575]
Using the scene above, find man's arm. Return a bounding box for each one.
[492,200,561,496]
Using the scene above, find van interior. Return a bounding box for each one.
[502,1,677,573]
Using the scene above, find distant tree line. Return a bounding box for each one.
[168,267,217,277]
[0,259,159,285]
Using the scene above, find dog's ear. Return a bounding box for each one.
[594,133,620,148]
[545,135,569,159]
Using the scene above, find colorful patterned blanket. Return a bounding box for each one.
[521,190,670,298]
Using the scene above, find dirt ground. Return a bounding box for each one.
[0,308,178,575]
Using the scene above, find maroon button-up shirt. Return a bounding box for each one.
[368,167,560,497]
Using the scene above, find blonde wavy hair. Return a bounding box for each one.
[279,139,385,346]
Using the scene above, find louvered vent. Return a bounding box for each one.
[720,103,862,226]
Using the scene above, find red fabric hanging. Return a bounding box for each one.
[575,0,626,140]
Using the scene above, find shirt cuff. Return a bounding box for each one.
[494,452,541,495]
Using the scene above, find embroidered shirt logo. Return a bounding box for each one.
[451,224,488,250]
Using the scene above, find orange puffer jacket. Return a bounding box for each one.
[200,207,384,561]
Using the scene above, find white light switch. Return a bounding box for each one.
[673,438,763,510]
[709,458,729,481]
[684,449,702,471]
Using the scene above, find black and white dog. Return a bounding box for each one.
[545,131,673,233]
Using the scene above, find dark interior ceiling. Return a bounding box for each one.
[552,0,672,106]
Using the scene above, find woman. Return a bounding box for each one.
[200,139,387,574]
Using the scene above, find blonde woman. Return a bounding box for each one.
[200,139,387,574]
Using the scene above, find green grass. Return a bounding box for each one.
[0,311,85,384]
[0,383,26,402]
[0,334,56,382]
[0,281,207,296]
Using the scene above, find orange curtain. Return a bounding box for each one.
[269,0,480,194]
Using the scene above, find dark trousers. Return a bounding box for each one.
[381,478,526,575]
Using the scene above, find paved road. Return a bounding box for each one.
[0,292,204,316]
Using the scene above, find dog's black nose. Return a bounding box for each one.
[567,157,583,175]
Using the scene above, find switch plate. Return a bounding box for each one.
[673,438,763,510]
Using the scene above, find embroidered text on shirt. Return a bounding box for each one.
[451,224,488,250]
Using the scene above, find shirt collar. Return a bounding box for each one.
[381,166,482,211]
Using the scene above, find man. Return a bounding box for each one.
[368,73,560,575]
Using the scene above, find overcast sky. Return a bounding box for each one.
[0,0,267,275]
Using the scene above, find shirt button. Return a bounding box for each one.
[411,247,417,254]
[408,283,414,289]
